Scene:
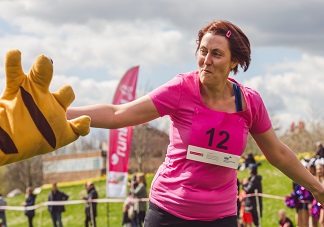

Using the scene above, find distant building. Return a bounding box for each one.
[43,125,169,183]
[43,148,107,184]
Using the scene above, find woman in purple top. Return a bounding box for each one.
[67,20,324,227]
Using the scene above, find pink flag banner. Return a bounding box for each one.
[106,66,139,198]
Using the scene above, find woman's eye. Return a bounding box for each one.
[200,49,207,55]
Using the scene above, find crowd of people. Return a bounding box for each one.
[237,144,324,227]
[0,177,146,227]
[18,181,97,227]
[283,141,324,227]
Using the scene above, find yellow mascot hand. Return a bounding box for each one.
[0,49,90,166]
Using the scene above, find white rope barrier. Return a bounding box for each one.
[0,198,150,211]
[244,192,285,201]
[0,194,283,212]
[0,194,282,211]
[0,193,284,227]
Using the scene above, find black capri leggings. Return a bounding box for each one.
[144,201,237,227]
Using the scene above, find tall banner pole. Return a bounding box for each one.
[106,66,139,199]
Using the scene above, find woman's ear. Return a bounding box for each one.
[231,60,238,69]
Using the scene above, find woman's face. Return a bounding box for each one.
[316,164,324,177]
[197,33,236,86]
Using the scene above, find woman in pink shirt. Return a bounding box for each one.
[67,20,324,227]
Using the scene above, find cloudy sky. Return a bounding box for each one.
[0,0,323,137]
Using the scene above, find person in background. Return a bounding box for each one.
[292,181,312,227]
[130,173,148,227]
[128,174,138,227]
[312,158,324,227]
[244,153,256,169]
[23,187,36,227]
[131,174,139,190]
[292,160,313,227]
[0,194,7,227]
[237,178,241,227]
[48,183,69,227]
[306,158,318,227]
[122,192,135,227]
[278,209,294,227]
[239,178,253,227]
[67,20,324,227]
[307,157,317,178]
[316,142,324,159]
[242,164,262,227]
[82,182,98,227]
[239,153,257,171]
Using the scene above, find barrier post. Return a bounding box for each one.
[254,189,261,227]
[90,200,95,227]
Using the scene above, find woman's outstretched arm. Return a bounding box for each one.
[252,128,324,204]
[67,95,160,129]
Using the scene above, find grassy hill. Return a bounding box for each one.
[3,160,297,226]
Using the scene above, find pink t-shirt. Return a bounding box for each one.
[148,71,271,221]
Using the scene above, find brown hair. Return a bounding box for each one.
[137,172,147,187]
[25,186,33,198]
[195,20,251,75]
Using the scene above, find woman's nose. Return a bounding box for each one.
[204,53,212,65]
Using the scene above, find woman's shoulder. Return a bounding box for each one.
[177,70,199,77]
[177,71,199,82]
[150,71,198,99]
[175,71,199,90]
[152,71,198,92]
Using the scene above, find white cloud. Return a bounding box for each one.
[50,75,118,106]
[244,54,324,133]
[0,0,324,137]
[0,17,189,83]
[1,0,323,54]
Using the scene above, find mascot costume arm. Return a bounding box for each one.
[0,49,90,165]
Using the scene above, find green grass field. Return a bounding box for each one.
[3,160,296,226]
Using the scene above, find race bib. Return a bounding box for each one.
[187,107,248,169]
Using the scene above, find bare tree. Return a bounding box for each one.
[5,155,43,193]
[130,124,169,173]
[0,166,10,195]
